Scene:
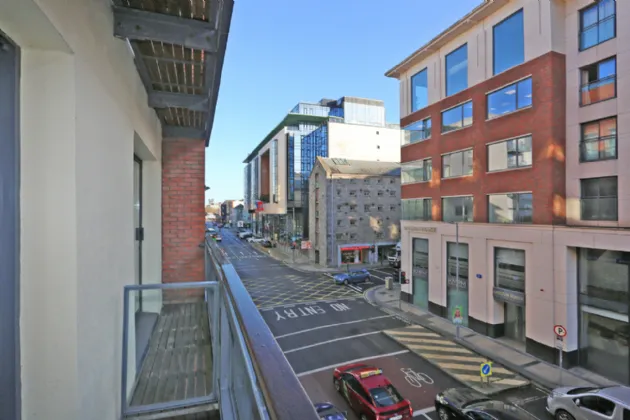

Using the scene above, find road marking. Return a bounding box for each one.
[413,407,436,418]
[258,296,358,311]
[348,284,362,293]
[295,350,410,377]
[274,315,394,339]
[284,331,382,354]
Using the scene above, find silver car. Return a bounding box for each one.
[546,385,630,420]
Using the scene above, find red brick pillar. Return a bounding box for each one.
[162,138,206,294]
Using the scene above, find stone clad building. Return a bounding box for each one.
[309,157,401,267]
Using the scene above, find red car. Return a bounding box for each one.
[333,364,412,420]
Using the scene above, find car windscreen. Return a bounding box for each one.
[369,385,404,407]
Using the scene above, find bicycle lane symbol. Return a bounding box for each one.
[400,368,434,388]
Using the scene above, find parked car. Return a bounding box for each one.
[546,385,630,420]
[261,239,275,248]
[333,269,371,285]
[333,364,412,420]
[213,234,222,242]
[435,388,537,420]
[246,236,264,243]
[313,402,347,420]
[238,230,253,239]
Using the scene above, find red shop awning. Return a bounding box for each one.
[341,246,371,252]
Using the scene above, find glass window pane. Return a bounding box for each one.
[495,247,525,291]
[599,0,615,20]
[489,194,515,223]
[446,45,468,96]
[488,85,517,118]
[447,242,469,327]
[464,150,473,175]
[600,118,617,137]
[425,159,433,180]
[488,142,508,172]
[599,18,615,44]
[411,69,428,112]
[450,152,463,177]
[442,106,463,132]
[599,58,616,79]
[517,78,533,108]
[582,121,601,139]
[442,154,451,178]
[581,5,598,29]
[517,136,532,166]
[581,25,598,50]
[493,10,525,75]
[463,101,473,127]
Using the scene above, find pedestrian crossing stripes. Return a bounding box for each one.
[384,325,529,394]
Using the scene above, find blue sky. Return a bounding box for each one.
[205,0,481,202]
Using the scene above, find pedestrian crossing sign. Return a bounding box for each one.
[480,362,492,377]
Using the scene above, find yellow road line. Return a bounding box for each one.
[407,344,473,354]
[420,354,488,363]
[393,337,460,346]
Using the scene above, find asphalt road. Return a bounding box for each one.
[216,228,550,420]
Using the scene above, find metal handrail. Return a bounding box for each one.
[205,238,320,420]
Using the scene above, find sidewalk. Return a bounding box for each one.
[366,284,619,393]
[255,243,393,274]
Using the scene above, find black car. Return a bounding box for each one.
[313,402,347,420]
[435,388,537,420]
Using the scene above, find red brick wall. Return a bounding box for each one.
[401,51,566,225]
[162,138,206,288]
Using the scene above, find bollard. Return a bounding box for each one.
[385,276,393,290]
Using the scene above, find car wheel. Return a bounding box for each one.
[333,379,341,393]
[437,406,450,420]
[344,279,349,286]
[556,410,575,420]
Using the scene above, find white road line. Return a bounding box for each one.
[348,284,362,293]
[414,407,436,418]
[258,296,358,311]
[284,331,382,354]
[275,315,394,339]
[296,350,410,377]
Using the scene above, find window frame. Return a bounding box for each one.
[487,134,533,172]
[403,117,432,145]
[401,158,432,184]
[492,9,525,75]
[441,148,473,179]
[410,67,429,112]
[486,76,533,120]
[445,43,468,97]
[580,176,618,221]
[441,100,473,134]
[487,192,533,224]
[441,196,474,223]
[580,116,618,163]
[579,0,616,52]
[579,56,617,107]
[401,198,433,221]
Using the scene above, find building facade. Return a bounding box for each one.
[243,97,401,239]
[386,0,630,384]
[309,158,401,267]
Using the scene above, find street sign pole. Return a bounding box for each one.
[554,324,567,384]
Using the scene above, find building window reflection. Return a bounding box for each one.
[447,242,469,327]
[412,238,429,310]
[578,247,630,384]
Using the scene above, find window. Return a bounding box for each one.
[376,233,384,239]
[390,205,396,211]
[447,242,469,327]
[411,68,428,112]
[336,233,343,240]
[402,199,432,221]
[364,204,371,212]
[442,150,473,178]
[488,193,532,224]
[487,78,532,119]
[370,385,404,408]
[377,205,383,211]
[581,117,617,162]
[580,57,616,106]
[493,10,524,75]
[442,196,473,222]
[364,191,370,196]
[442,101,473,133]
[495,248,525,292]
[337,220,342,226]
[271,140,279,202]
[580,0,616,51]
[378,191,384,196]
[581,177,618,221]
[403,118,432,145]
[337,189,341,195]
[389,191,396,196]
[349,190,356,196]
[350,233,357,239]
[402,158,432,184]
[487,135,532,172]
[390,178,395,184]
[349,205,356,211]
[445,44,468,96]
[350,219,357,226]
[337,204,342,210]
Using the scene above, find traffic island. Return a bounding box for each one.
[383,325,529,395]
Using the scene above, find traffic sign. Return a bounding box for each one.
[554,325,567,337]
[480,362,492,377]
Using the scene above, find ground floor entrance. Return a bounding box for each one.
[504,303,526,344]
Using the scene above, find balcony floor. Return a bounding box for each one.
[130,302,213,408]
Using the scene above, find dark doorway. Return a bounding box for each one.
[0,32,21,420]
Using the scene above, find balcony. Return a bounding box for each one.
[580,135,617,162]
[580,75,616,106]
[120,238,320,419]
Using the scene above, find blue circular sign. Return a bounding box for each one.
[481,363,491,375]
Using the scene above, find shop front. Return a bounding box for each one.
[340,245,370,265]
[446,242,469,327]
[578,247,630,385]
[412,238,429,310]
[494,247,526,344]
